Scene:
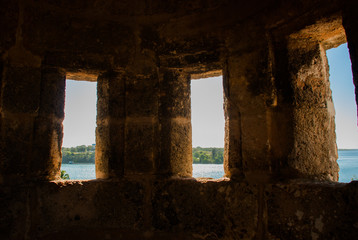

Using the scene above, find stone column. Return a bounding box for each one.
[286,41,338,181]
[225,47,278,182]
[223,72,243,179]
[96,71,125,179]
[343,1,358,119]
[158,69,192,177]
[32,67,66,180]
[123,66,160,176]
[0,65,66,182]
[96,62,161,178]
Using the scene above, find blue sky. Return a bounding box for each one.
[62,43,358,149]
[191,77,225,147]
[327,43,358,149]
[62,80,97,147]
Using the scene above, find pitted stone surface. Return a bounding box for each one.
[0,0,358,239]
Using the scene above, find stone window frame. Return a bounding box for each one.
[189,70,227,177]
[276,14,349,181]
[61,73,98,180]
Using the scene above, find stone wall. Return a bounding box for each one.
[0,0,357,239]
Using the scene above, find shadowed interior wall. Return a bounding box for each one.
[0,0,357,239]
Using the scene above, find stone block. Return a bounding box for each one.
[167,120,192,177]
[159,70,190,119]
[0,186,29,239]
[289,108,338,180]
[30,180,145,237]
[39,68,66,119]
[22,4,134,56]
[158,119,192,177]
[224,101,244,179]
[95,122,110,179]
[124,121,157,174]
[240,114,270,172]
[97,71,125,120]
[95,120,125,179]
[0,116,35,181]
[152,179,259,239]
[267,182,358,240]
[43,52,117,73]
[32,117,63,180]
[125,74,159,117]
[0,0,18,51]
[2,66,41,115]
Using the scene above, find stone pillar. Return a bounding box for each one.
[96,71,125,179]
[343,1,358,119]
[225,47,278,182]
[286,42,338,181]
[0,63,66,183]
[158,69,192,177]
[223,72,243,179]
[123,67,160,176]
[96,63,161,178]
[32,67,66,180]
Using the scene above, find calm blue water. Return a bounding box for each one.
[61,150,358,182]
[337,149,358,182]
[60,164,225,180]
[62,164,96,180]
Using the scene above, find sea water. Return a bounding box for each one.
[61,150,358,182]
[337,149,358,182]
[60,163,225,180]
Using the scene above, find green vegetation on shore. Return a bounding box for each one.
[60,170,70,179]
[62,145,95,164]
[62,145,224,164]
[192,147,223,164]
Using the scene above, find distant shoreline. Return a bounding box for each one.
[62,163,224,165]
[61,148,358,165]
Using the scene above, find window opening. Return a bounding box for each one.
[60,79,97,180]
[191,75,225,178]
[327,43,358,182]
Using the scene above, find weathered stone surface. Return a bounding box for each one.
[96,120,125,179]
[288,43,339,181]
[39,68,66,118]
[0,0,18,52]
[125,74,159,117]
[267,181,358,240]
[124,121,157,174]
[1,66,41,115]
[8,180,146,239]
[0,0,357,239]
[158,69,192,177]
[152,179,258,239]
[0,117,35,182]
[158,120,192,177]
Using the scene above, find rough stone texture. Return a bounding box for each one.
[287,43,339,181]
[152,179,259,239]
[96,71,125,179]
[267,182,358,240]
[159,69,192,177]
[0,0,358,239]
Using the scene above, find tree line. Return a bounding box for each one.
[192,147,224,164]
[62,145,95,164]
[62,145,224,164]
